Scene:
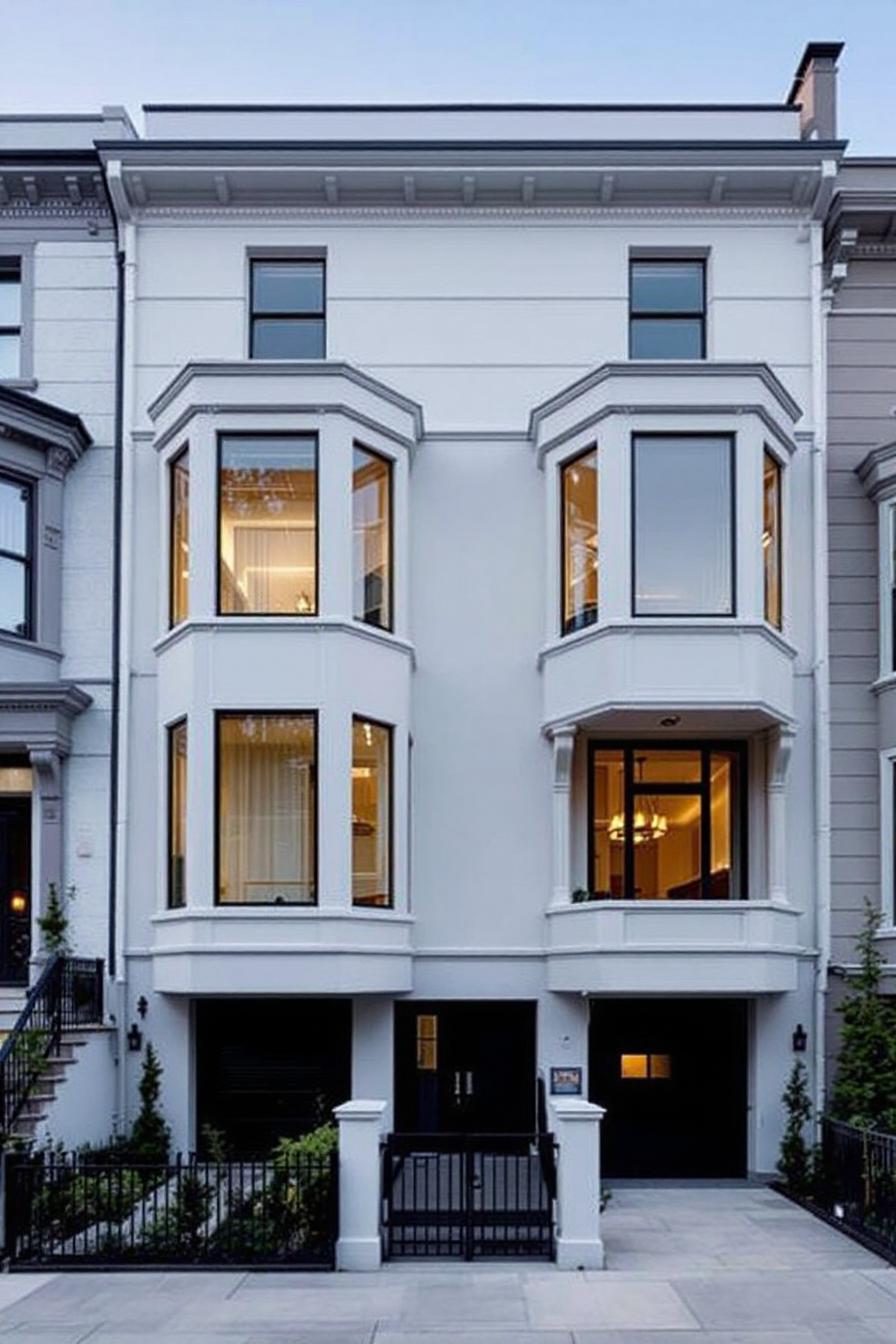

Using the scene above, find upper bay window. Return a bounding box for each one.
[169,448,190,627]
[353,446,392,630]
[218,434,318,616]
[590,743,745,901]
[561,447,599,635]
[629,259,705,360]
[0,259,22,380]
[249,259,325,359]
[763,449,783,629]
[217,712,317,906]
[0,472,31,639]
[633,434,734,618]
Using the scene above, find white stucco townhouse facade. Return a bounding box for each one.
[71,43,841,1179]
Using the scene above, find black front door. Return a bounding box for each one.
[395,1001,536,1134]
[195,999,352,1156]
[0,798,31,984]
[590,998,748,1178]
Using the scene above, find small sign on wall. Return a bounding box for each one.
[550,1066,583,1096]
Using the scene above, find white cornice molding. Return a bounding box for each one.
[132,202,810,223]
[857,440,896,501]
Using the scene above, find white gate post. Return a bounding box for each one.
[550,1098,606,1269]
[334,1099,387,1271]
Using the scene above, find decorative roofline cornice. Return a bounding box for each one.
[131,203,813,223]
[146,360,425,440]
[528,361,803,442]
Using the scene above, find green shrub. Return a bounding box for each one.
[129,1043,170,1165]
[830,900,896,1132]
[778,1060,814,1195]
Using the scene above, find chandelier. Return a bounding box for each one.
[608,756,669,845]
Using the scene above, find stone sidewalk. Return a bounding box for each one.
[1,1185,895,1342]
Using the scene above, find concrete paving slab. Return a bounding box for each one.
[525,1276,699,1331]
[573,1332,817,1344]
[673,1268,896,1330]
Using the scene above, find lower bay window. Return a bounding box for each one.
[167,720,187,908]
[589,743,746,901]
[352,716,392,907]
[217,712,317,905]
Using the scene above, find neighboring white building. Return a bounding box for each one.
[0,46,849,1180]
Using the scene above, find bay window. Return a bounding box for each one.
[217,712,316,905]
[590,743,745,901]
[352,717,392,907]
[167,720,187,909]
[561,447,599,635]
[633,434,734,617]
[218,434,317,616]
[0,472,31,638]
[169,448,189,627]
[352,446,392,630]
[763,449,782,629]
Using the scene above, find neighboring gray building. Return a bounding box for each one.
[826,159,896,1059]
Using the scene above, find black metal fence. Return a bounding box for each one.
[0,956,104,1140]
[5,1147,338,1269]
[818,1117,896,1259]
[382,1133,556,1260]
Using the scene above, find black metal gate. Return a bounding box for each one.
[382,1133,556,1260]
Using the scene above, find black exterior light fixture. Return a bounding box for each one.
[127,1022,143,1052]
[137,995,148,1019]
[792,1023,808,1053]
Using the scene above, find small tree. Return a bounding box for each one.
[829,899,896,1132]
[37,883,73,956]
[129,1042,171,1165]
[778,1059,813,1194]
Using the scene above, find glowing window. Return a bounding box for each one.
[416,1014,438,1071]
[620,1053,671,1079]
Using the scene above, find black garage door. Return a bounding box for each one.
[590,998,748,1178]
[196,999,352,1156]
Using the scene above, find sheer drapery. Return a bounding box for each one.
[352,718,391,907]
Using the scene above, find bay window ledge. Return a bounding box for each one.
[154,616,415,663]
[150,907,414,995]
[541,622,796,733]
[545,900,803,994]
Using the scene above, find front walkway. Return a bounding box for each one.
[1,1185,895,1342]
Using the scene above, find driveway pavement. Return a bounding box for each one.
[0,1184,894,1342]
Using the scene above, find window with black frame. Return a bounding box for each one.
[352,446,392,630]
[0,473,31,639]
[561,446,599,635]
[168,720,187,909]
[589,744,745,901]
[0,259,22,380]
[629,259,705,359]
[249,259,325,359]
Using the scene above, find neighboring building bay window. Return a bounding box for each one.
[218,434,318,615]
[763,449,783,629]
[590,744,745,901]
[0,259,22,380]
[633,434,734,617]
[217,712,317,905]
[352,717,392,907]
[167,720,187,909]
[169,448,189,627]
[888,503,896,673]
[561,447,599,635]
[352,446,392,629]
[249,258,325,359]
[0,472,31,638]
[629,259,705,359]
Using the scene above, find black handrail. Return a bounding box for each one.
[0,956,103,1143]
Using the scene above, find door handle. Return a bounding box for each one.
[465,1070,474,1098]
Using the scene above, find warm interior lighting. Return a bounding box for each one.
[9,891,27,915]
[608,756,669,845]
[621,1054,649,1079]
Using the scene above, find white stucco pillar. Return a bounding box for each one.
[334,1098,387,1271]
[767,725,796,905]
[29,748,63,957]
[550,725,576,909]
[550,1098,605,1270]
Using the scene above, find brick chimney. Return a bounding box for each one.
[787,42,844,140]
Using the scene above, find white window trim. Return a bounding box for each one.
[880,747,896,929]
[880,499,896,681]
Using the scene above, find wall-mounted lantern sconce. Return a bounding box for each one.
[9,890,28,916]
[127,1023,143,1052]
[792,1023,808,1053]
[137,995,148,1020]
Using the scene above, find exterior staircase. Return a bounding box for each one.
[9,1032,94,1146]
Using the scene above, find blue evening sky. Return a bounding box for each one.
[5,0,895,154]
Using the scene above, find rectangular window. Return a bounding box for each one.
[217,712,316,905]
[630,259,705,359]
[168,720,187,909]
[561,447,599,635]
[889,505,896,674]
[0,473,31,639]
[0,258,22,380]
[621,1054,671,1080]
[250,258,325,359]
[218,434,317,615]
[352,717,392,908]
[763,450,782,629]
[633,434,734,617]
[353,446,392,630]
[169,448,190,627]
[590,743,745,901]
